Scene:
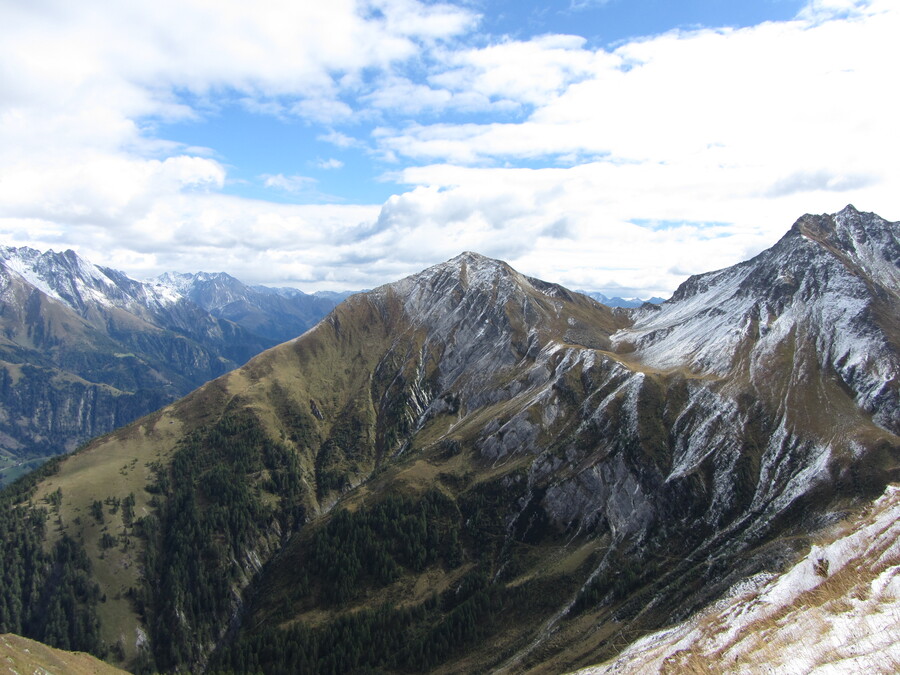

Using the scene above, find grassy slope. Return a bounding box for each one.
[31,407,184,663]
[21,291,408,667]
[0,633,129,675]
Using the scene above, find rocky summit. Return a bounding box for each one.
[0,206,897,674]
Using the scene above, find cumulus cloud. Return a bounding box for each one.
[430,34,599,108]
[0,155,225,227]
[765,170,878,198]
[367,163,779,296]
[2,196,383,289]
[377,4,899,171]
[318,130,365,149]
[797,0,877,21]
[0,0,475,286]
[363,78,455,114]
[1,0,897,298]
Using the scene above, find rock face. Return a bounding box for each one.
[1,206,897,673]
[0,248,338,485]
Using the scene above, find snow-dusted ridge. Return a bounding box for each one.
[577,484,900,675]
[611,205,900,435]
[0,245,185,314]
[353,207,899,672]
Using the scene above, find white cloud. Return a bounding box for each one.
[430,34,599,108]
[262,174,318,193]
[797,0,876,21]
[569,0,614,9]
[378,3,899,171]
[318,130,365,149]
[0,155,225,227]
[1,0,897,298]
[289,97,356,124]
[316,158,345,170]
[1,195,383,289]
[363,78,455,114]
[0,0,477,163]
[365,163,783,297]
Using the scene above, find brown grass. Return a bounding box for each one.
[30,407,184,667]
[0,633,129,675]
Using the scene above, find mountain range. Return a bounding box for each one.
[0,205,897,673]
[0,249,342,485]
[576,291,666,308]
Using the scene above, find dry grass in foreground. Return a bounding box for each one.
[0,633,129,675]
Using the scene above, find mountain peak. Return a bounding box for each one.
[788,206,900,292]
[453,250,488,261]
[442,251,511,280]
[364,250,624,388]
[0,244,119,311]
[616,206,900,396]
[792,204,891,246]
[388,251,519,306]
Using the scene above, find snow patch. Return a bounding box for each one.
[576,485,900,675]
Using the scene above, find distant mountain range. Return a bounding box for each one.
[0,248,344,485]
[151,271,348,344]
[0,205,895,673]
[577,290,666,308]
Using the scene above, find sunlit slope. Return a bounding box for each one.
[22,252,625,670]
[0,633,129,675]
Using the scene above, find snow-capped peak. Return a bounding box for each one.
[611,206,900,436]
[0,245,122,310]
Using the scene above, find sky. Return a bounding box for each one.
[0,0,897,298]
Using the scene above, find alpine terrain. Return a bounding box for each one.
[0,248,340,486]
[0,205,897,673]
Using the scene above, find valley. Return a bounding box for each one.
[0,248,342,487]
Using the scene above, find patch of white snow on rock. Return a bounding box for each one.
[575,485,900,674]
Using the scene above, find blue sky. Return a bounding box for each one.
[156,0,807,206]
[0,0,896,297]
